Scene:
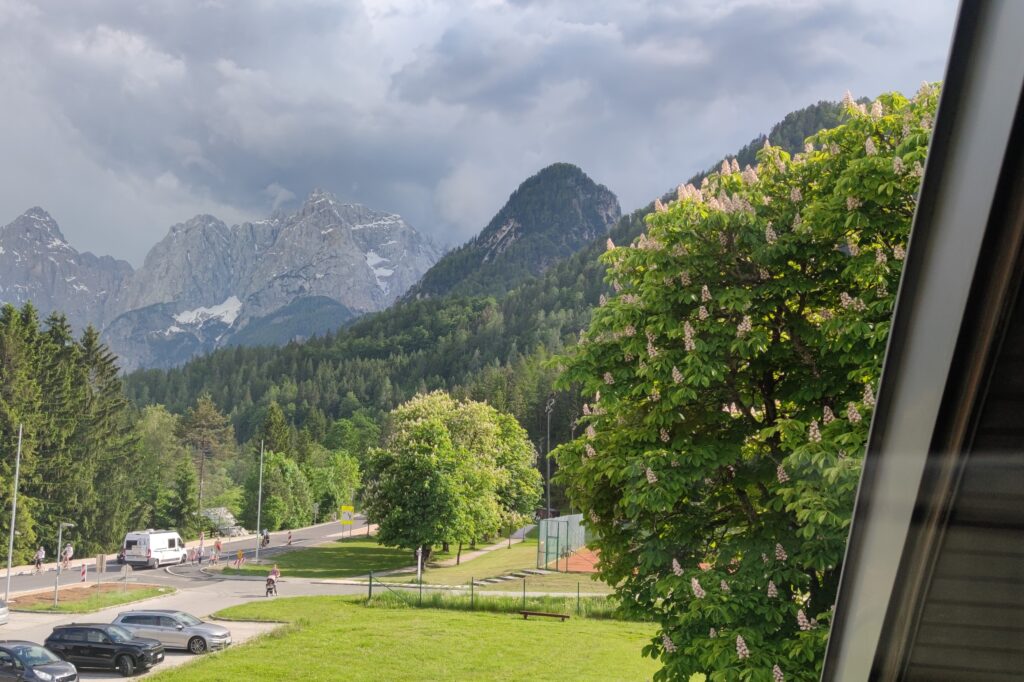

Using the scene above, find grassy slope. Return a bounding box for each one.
[220,538,415,579]
[380,539,611,594]
[149,597,658,682]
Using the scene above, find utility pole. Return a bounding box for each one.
[254,440,264,564]
[5,424,22,604]
[545,394,555,519]
[53,522,75,608]
[196,439,209,517]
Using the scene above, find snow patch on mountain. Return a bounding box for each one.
[364,250,395,292]
[174,295,242,326]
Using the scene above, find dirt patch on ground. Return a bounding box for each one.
[565,548,600,573]
[11,582,163,608]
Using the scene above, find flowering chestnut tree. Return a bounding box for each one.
[554,86,939,681]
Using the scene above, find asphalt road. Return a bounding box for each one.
[2,518,370,596]
[0,518,372,679]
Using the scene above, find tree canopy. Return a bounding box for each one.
[554,86,939,681]
[363,392,541,561]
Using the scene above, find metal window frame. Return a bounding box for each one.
[821,1,1024,679]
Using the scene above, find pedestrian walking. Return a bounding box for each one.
[34,546,45,573]
[187,546,195,565]
[197,545,205,565]
[62,542,74,570]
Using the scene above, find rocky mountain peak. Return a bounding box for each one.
[169,214,227,235]
[5,207,70,248]
[407,162,620,299]
[0,209,132,333]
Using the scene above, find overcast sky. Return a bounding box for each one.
[0,0,957,265]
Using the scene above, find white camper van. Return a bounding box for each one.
[122,530,187,568]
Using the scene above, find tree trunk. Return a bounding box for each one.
[456,542,462,565]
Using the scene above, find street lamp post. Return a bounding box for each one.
[254,440,265,564]
[545,394,555,519]
[53,522,75,608]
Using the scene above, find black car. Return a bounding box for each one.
[0,641,78,681]
[44,624,164,677]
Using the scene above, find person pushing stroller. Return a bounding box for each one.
[265,564,281,597]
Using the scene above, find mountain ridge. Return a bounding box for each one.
[0,190,441,370]
[406,163,620,300]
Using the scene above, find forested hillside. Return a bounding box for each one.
[406,163,620,300]
[125,100,853,472]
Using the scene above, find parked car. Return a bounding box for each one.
[44,624,164,677]
[0,641,78,681]
[121,530,187,569]
[112,610,231,654]
[0,601,8,627]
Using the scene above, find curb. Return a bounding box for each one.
[192,568,277,582]
[207,616,290,624]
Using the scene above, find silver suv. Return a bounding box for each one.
[111,610,231,654]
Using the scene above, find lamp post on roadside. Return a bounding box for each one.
[53,522,75,608]
[254,440,265,564]
[568,413,578,516]
[545,394,555,519]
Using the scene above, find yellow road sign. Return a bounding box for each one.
[340,505,355,525]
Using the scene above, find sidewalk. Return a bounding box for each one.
[432,535,526,568]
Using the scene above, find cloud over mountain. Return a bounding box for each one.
[0,0,956,264]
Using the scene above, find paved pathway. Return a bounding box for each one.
[432,534,527,568]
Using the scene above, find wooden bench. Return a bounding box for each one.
[519,610,569,621]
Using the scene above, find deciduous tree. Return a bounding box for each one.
[555,87,938,681]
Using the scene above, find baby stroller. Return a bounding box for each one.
[265,576,278,597]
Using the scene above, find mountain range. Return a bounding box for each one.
[120,99,849,445]
[0,191,442,370]
[1,163,623,371]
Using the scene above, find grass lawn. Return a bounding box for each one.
[364,591,632,621]
[380,538,611,594]
[220,537,416,579]
[12,583,174,613]
[149,596,658,681]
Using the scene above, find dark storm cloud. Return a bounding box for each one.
[0,0,957,264]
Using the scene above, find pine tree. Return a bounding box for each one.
[176,394,234,513]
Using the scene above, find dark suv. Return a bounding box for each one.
[44,624,164,677]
